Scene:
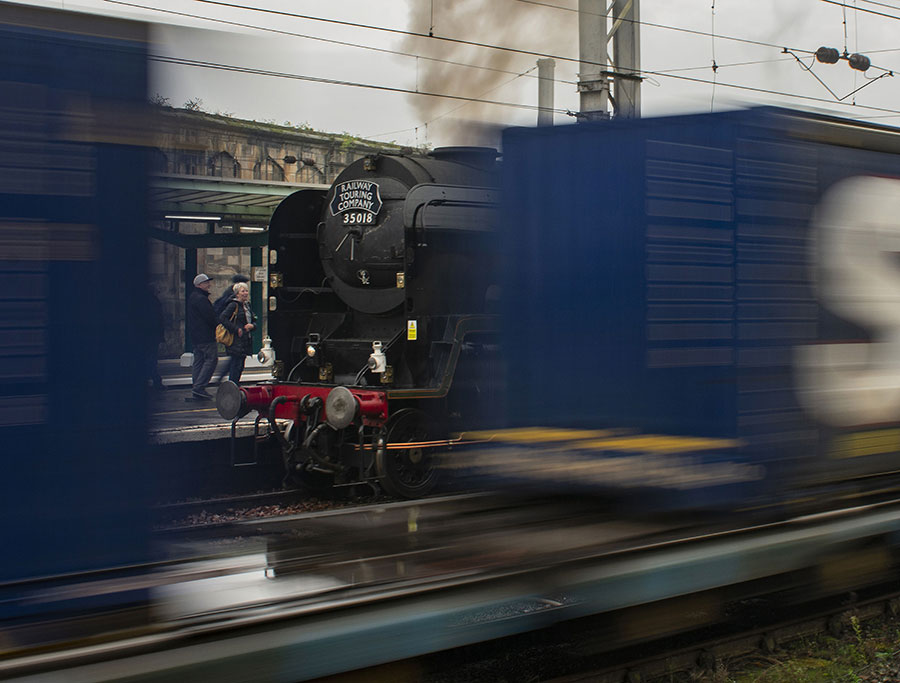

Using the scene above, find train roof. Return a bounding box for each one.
[503,106,900,155]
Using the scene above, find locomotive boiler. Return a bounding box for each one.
[217,147,500,497]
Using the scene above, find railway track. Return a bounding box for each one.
[539,586,900,682]
[398,584,900,682]
[156,489,308,516]
[6,498,900,681]
[151,491,475,535]
[153,489,336,529]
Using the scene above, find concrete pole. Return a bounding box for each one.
[578,0,608,120]
[537,58,555,126]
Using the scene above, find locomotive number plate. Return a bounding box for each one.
[330,180,383,225]
[342,211,375,225]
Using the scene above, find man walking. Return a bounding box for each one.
[187,273,218,401]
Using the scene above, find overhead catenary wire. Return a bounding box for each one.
[654,56,798,74]
[843,0,850,54]
[148,51,900,122]
[109,0,820,80]
[103,0,579,87]
[188,0,823,67]
[149,54,571,115]
[517,0,900,74]
[109,0,874,141]
[785,49,843,100]
[515,0,811,52]
[783,48,893,101]
[855,0,900,10]
[105,0,900,130]
[710,0,718,112]
[107,0,838,91]
[367,65,539,140]
[186,0,900,90]
[110,0,900,90]
[781,0,895,101]
[853,0,858,104]
[853,0,900,12]
[645,67,900,115]
[820,0,900,18]
[190,0,598,65]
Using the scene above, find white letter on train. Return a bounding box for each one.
[795,175,900,426]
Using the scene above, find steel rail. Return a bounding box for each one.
[5,499,900,680]
[549,586,900,683]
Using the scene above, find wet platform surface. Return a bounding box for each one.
[149,384,265,444]
[147,355,276,444]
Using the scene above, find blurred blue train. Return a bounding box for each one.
[472,107,900,514]
[0,2,152,632]
[5,0,900,665]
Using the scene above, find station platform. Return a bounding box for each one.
[149,385,257,444]
[157,355,272,389]
[149,355,274,444]
[147,382,285,498]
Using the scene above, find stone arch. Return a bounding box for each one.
[253,156,285,181]
[149,148,169,174]
[297,164,326,184]
[208,151,240,178]
[175,150,203,175]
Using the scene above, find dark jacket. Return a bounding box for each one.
[213,288,234,317]
[147,288,165,346]
[188,288,217,344]
[214,277,250,315]
[219,298,257,356]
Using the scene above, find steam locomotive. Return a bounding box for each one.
[217,147,501,497]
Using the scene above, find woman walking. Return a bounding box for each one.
[218,282,257,384]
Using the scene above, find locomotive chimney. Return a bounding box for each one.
[537,58,555,127]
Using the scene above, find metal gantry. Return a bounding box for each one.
[578,0,641,121]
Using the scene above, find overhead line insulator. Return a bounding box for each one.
[849,53,871,72]
[815,46,840,64]
[815,45,871,72]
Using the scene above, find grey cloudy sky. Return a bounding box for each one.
[24,0,900,148]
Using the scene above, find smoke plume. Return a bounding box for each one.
[401,0,575,148]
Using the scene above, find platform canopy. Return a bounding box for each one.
[150,174,328,222]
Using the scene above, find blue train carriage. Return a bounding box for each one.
[480,107,900,514]
[0,3,153,636]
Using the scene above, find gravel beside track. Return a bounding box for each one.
[394,587,900,682]
[154,490,394,528]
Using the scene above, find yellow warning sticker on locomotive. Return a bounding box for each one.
[407,320,418,340]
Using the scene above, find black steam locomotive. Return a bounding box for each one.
[217,147,501,497]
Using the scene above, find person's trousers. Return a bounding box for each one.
[192,341,218,394]
[227,354,246,384]
[215,355,233,382]
[146,343,163,388]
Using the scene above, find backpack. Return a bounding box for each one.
[213,291,231,316]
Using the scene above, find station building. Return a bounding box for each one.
[148,107,406,359]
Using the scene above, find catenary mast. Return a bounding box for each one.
[577,0,641,120]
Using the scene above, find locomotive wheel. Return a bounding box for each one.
[376,408,440,498]
[284,466,334,497]
[282,422,334,496]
